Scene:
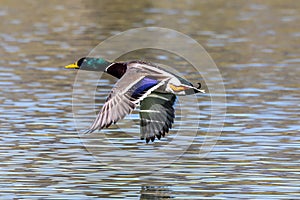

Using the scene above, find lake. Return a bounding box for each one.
[0,0,299,199]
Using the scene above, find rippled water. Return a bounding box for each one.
[1,0,300,199]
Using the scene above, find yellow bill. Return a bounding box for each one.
[65,63,79,69]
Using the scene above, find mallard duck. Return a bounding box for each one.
[65,57,205,143]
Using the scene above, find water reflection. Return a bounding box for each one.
[0,0,300,199]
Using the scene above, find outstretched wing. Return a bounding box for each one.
[139,92,176,143]
[85,69,168,133]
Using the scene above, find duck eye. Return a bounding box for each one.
[77,57,86,66]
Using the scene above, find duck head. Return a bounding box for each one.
[65,57,112,71]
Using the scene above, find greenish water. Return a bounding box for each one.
[1,0,299,199]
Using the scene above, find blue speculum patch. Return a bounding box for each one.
[131,77,158,99]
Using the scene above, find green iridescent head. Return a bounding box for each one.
[65,57,112,71]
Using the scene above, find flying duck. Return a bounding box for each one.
[65,57,205,143]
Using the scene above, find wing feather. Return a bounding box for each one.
[139,92,176,143]
[85,69,169,133]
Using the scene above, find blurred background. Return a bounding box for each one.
[0,0,299,199]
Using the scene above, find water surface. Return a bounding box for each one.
[0,0,299,199]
